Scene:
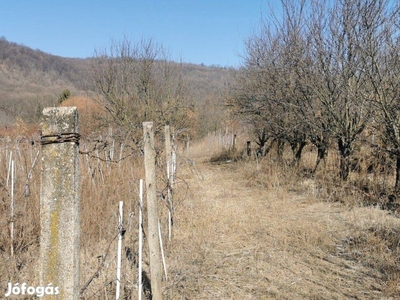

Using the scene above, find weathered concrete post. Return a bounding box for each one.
[164,125,173,241]
[171,127,177,188]
[40,107,80,299]
[164,125,171,168]
[186,135,191,156]
[143,122,163,300]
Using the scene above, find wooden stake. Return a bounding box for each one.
[116,201,123,300]
[10,160,14,257]
[138,179,143,300]
[247,141,251,156]
[167,163,172,241]
[158,220,168,281]
[7,151,12,187]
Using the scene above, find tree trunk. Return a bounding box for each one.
[313,146,328,174]
[395,153,400,193]
[339,155,350,181]
[310,135,329,174]
[256,128,269,157]
[291,141,307,166]
[246,141,251,156]
[338,138,351,181]
[277,140,285,161]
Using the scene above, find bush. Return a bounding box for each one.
[58,89,71,104]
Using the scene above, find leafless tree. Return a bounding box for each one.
[306,0,376,180]
[229,0,312,164]
[361,0,400,191]
[91,37,191,142]
[230,0,400,183]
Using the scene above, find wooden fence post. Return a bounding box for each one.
[247,141,251,157]
[232,134,237,151]
[40,107,80,299]
[143,122,163,300]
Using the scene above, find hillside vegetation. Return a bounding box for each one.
[0,38,91,124]
[1,132,400,299]
[0,37,231,134]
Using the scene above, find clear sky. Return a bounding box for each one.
[0,0,272,67]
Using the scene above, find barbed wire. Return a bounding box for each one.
[40,132,81,146]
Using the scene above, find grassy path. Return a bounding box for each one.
[166,158,395,299]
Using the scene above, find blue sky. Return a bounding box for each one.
[0,0,272,67]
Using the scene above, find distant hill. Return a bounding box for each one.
[0,37,234,131]
[0,37,92,89]
[0,37,93,125]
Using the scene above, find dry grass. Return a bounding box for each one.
[0,136,147,299]
[0,142,41,290]
[163,139,399,299]
[59,96,106,137]
[0,132,399,299]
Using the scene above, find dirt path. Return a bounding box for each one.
[167,159,393,299]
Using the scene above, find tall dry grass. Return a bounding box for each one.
[0,141,41,288]
[0,129,399,299]
[0,131,173,299]
[169,134,400,298]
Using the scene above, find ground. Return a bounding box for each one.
[165,150,398,299]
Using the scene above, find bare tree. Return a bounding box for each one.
[229,0,311,164]
[91,37,191,141]
[307,0,376,180]
[228,29,280,156]
[231,0,396,182]
[361,0,400,191]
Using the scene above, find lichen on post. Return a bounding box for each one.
[40,107,80,300]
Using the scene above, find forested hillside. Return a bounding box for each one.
[0,37,232,131]
[0,38,92,124]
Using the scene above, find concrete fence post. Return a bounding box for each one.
[186,134,190,155]
[40,107,80,299]
[164,125,171,168]
[164,125,173,241]
[171,127,177,189]
[143,122,163,300]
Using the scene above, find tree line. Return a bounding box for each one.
[228,0,400,191]
[90,37,231,145]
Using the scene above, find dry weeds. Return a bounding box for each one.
[0,133,399,299]
[164,140,399,299]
